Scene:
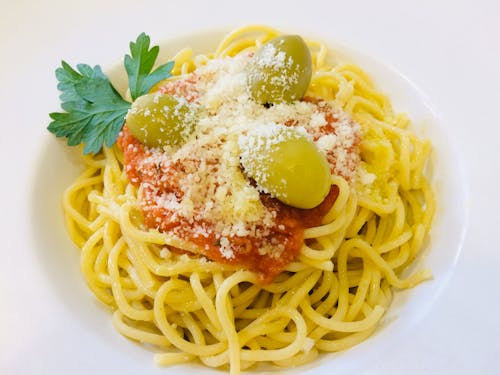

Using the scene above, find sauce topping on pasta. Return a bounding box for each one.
[118,53,361,282]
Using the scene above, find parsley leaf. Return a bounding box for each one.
[48,62,130,154]
[48,33,175,154]
[125,32,175,101]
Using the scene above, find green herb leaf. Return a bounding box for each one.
[48,33,175,154]
[48,62,131,154]
[125,32,175,100]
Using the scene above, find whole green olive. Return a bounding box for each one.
[125,92,197,148]
[247,35,312,105]
[239,125,331,209]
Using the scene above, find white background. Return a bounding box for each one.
[1,0,499,374]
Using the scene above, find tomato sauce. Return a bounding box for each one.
[115,73,360,284]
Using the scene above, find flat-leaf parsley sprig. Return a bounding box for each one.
[125,33,175,101]
[48,33,174,154]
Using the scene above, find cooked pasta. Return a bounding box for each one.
[62,25,435,374]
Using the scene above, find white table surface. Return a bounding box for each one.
[1,0,499,374]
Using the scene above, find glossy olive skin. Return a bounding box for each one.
[239,125,331,209]
[247,35,312,105]
[125,93,197,148]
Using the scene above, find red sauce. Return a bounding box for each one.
[117,74,360,284]
[118,127,339,284]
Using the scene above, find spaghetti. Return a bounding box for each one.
[62,25,435,373]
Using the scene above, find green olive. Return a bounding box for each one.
[239,125,331,209]
[125,93,197,148]
[247,35,312,105]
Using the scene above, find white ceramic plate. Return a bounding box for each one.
[1,1,499,374]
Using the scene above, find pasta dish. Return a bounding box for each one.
[57,25,435,374]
